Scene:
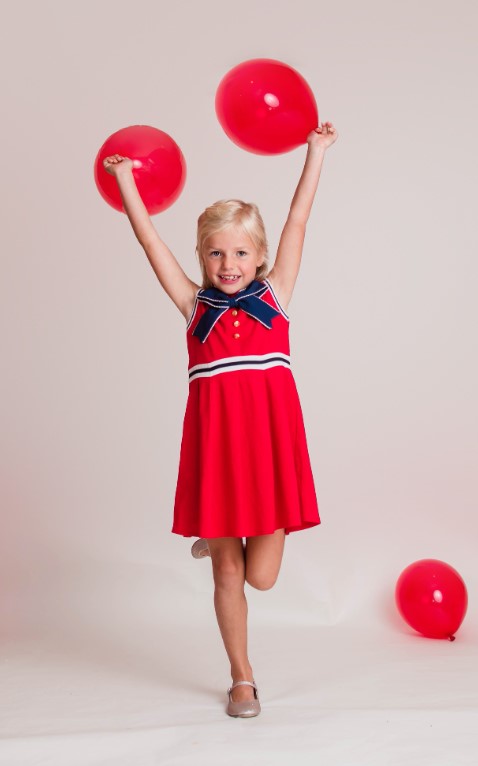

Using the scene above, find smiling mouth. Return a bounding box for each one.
[219,275,240,282]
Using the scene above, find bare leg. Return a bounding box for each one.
[207,537,254,702]
[245,528,286,590]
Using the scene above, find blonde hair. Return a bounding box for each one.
[196,199,269,288]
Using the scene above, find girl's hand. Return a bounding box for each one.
[307,122,338,150]
[103,154,134,177]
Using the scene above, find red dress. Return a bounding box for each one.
[172,278,320,538]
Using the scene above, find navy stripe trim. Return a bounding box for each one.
[189,355,290,379]
[188,353,291,382]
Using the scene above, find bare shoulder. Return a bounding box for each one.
[264,271,291,315]
[180,279,202,322]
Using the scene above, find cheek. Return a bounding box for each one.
[200,255,213,274]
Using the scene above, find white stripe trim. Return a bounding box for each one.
[188,352,290,375]
[189,358,291,382]
[185,293,200,329]
[264,278,290,321]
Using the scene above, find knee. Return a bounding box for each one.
[245,570,278,591]
[212,557,245,590]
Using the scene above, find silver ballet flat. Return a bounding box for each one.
[226,680,261,718]
[191,538,210,559]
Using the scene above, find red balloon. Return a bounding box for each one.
[94,125,186,215]
[395,559,468,640]
[215,58,319,155]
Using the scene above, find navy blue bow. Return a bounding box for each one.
[192,280,280,342]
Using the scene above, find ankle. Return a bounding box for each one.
[231,664,254,682]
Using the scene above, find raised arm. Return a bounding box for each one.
[267,122,338,311]
[103,155,199,320]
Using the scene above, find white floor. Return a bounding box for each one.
[2,606,477,766]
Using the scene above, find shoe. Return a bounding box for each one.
[226,680,261,718]
[191,538,210,559]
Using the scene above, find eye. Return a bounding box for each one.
[209,250,222,257]
[237,250,248,257]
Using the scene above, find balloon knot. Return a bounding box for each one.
[449,635,456,642]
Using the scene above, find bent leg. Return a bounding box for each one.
[245,528,286,590]
[207,536,255,702]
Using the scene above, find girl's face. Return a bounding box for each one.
[202,225,264,293]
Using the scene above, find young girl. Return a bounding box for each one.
[103,121,338,718]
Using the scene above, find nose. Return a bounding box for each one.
[223,253,235,271]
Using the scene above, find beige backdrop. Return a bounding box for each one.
[1,1,477,763]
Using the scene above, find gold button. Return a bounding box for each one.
[233,333,240,339]
[233,320,240,327]
[231,309,238,316]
